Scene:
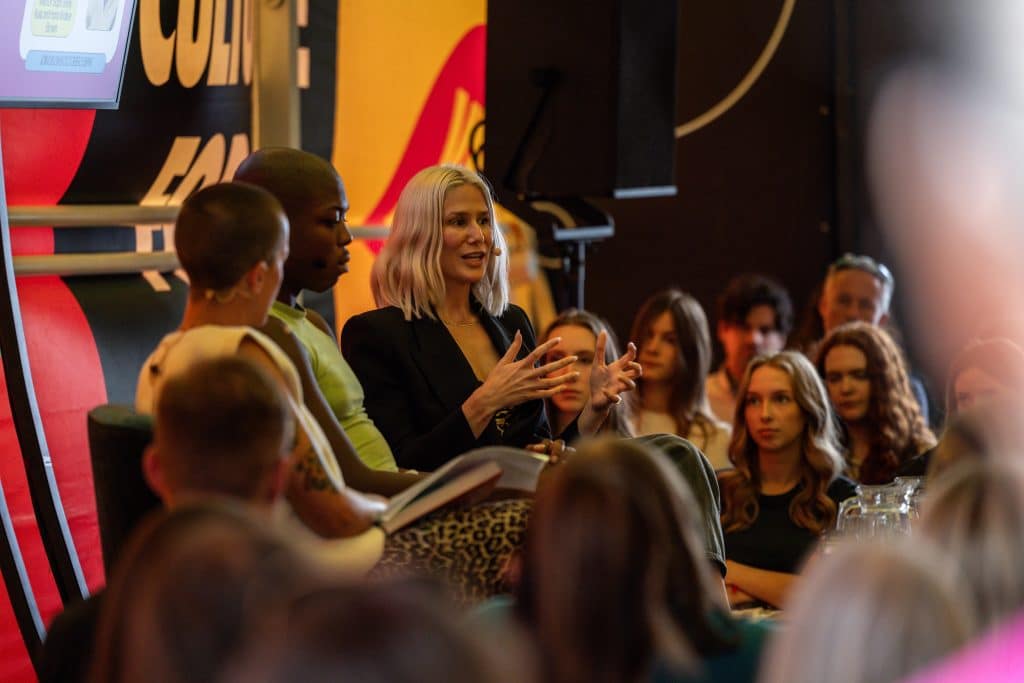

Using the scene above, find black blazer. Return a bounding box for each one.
[341,302,553,471]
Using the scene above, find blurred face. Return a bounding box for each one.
[953,366,1007,413]
[639,311,680,383]
[718,304,785,377]
[823,345,871,423]
[544,324,597,416]
[819,270,889,333]
[282,174,352,295]
[744,366,806,455]
[440,184,492,288]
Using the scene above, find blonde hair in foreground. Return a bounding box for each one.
[371,164,510,320]
[920,458,1024,631]
[757,540,972,683]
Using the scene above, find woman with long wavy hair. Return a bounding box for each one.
[513,437,770,683]
[718,351,855,608]
[630,289,732,469]
[815,322,935,483]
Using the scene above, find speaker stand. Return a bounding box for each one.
[506,196,614,310]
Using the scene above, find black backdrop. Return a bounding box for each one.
[583,0,838,363]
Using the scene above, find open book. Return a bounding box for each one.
[378,447,548,534]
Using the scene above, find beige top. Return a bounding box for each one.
[635,409,733,470]
[705,367,738,424]
[136,325,383,573]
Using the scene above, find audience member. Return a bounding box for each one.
[758,540,973,683]
[899,337,1024,476]
[630,289,732,469]
[718,351,856,607]
[39,356,375,683]
[919,460,1024,632]
[817,254,894,335]
[343,164,639,470]
[707,275,792,424]
[512,437,770,683]
[815,322,936,483]
[540,308,635,438]
[233,148,400,473]
[803,253,932,423]
[944,337,1024,416]
[223,581,520,683]
[88,502,322,683]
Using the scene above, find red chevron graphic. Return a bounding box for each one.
[0,108,106,682]
[364,24,486,252]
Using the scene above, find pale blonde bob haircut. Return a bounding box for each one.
[371,164,510,320]
[920,459,1024,631]
[759,540,973,683]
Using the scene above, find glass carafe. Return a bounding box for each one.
[893,476,925,519]
[836,483,913,539]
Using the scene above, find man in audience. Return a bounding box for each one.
[706,274,793,422]
[38,357,378,683]
[818,253,894,336]
[816,253,930,423]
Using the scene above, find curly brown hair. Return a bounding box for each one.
[719,352,845,535]
[815,322,935,484]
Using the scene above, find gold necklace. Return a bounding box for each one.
[441,317,477,327]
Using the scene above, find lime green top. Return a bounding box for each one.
[269,302,398,472]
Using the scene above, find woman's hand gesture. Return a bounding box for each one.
[580,331,642,434]
[462,331,578,437]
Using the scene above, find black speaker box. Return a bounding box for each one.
[485,0,679,199]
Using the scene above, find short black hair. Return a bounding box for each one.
[175,182,287,291]
[716,273,793,335]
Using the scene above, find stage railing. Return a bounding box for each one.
[7,205,389,277]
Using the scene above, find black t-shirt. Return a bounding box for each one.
[723,477,858,574]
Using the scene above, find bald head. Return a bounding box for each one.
[234,148,344,217]
[235,148,353,298]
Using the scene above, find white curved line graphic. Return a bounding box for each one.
[675,0,797,139]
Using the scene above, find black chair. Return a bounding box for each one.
[86,405,160,574]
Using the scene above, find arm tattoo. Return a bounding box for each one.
[293,451,334,492]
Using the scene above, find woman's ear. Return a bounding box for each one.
[243,260,270,297]
[143,444,170,504]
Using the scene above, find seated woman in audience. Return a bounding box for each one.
[89,501,322,683]
[718,351,857,607]
[919,459,1024,632]
[630,289,732,469]
[540,308,636,438]
[223,582,521,683]
[234,148,400,473]
[900,336,1024,476]
[342,164,639,471]
[815,322,936,483]
[758,540,973,683]
[509,437,769,683]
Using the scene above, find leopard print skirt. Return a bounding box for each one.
[369,498,532,607]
